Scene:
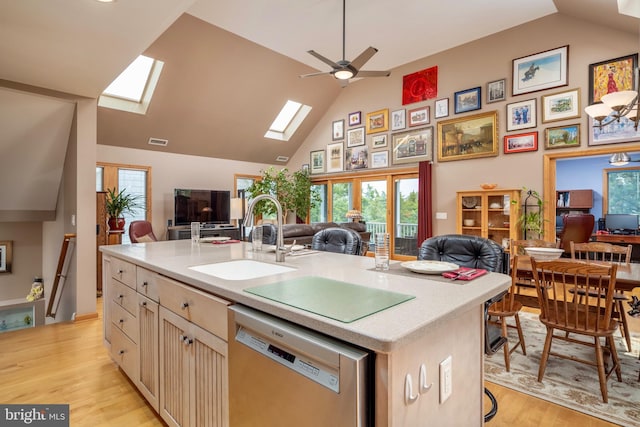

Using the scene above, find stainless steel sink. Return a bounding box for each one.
[188,260,295,280]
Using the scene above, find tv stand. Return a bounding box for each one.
[168,225,240,241]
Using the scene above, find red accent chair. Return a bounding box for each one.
[129,220,158,243]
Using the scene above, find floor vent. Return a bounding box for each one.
[148,137,168,146]
[275,155,289,162]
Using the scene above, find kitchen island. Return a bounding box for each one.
[100,240,511,427]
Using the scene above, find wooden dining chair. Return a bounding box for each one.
[530,259,622,403]
[487,255,527,372]
[510,239,560,294]
[570,241,633,351]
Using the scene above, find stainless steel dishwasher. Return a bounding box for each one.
[228,305,372,427]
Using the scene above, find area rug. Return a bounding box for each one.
[484,311,640,426]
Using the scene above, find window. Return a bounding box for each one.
[97,162,151,244]
[311,168,418,259]
[604,166,640,216]
[99,55,164,115]
[310,184,328,223]
[264,100,312,141]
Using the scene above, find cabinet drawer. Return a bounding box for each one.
[157,276,230,340]
[110,326,139,381]
[111,279,138,316]
[111,302,139,343]
[136,267,160,302]
[110,257,136,289]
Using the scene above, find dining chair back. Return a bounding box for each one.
[530,258,622,403]
[569,240,633,351]
[311,227,362,255]
[510,239,560,293]
[487,255,527,372]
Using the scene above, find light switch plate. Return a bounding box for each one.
[439,355,452,403]
[435,212,448,220]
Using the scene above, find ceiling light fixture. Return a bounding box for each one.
[609,152,640,166]
[585,68,640,130]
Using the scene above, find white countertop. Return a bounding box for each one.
[100,240,511,353]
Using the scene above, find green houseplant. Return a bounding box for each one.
[106,187,141,231]
[512,187,546,239]
[246,167,320,222]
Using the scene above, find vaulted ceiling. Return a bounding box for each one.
[0,0,637,217]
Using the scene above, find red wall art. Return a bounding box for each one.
[402,66,438,105]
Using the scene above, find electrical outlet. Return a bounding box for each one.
[435,212,448,220]
[439,355,452,403]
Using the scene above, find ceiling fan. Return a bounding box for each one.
[609,152,640,166]
[299,0,390,87]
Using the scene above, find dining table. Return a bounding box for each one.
[513,256,640,307]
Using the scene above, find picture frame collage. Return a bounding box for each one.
[309,46,637,172]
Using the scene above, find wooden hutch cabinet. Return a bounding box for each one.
[556,189,593,213]
[456,188,521,248]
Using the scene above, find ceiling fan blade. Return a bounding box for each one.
[307,50,341,69]
[356,70,391,78]
[299,71,333,78]
[349,47,378,71]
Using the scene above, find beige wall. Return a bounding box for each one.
[289,13,639,235]
[0,223,43,300]
[96,145,272,239]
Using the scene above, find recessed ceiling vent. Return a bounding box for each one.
[148,137,168,146]
[275,156,289,162]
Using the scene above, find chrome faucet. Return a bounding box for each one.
[244,194,286,262]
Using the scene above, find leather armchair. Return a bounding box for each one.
[129,220,158,243]
[557,214,595,250]
[418,234,506,274]
[311,227,362,255]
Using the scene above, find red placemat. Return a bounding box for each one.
[442,267,488,280]
[211,239,241,244]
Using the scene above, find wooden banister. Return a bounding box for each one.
[46,233,76,318]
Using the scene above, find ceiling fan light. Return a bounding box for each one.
[334,69,354,80]
[610,152,630,166]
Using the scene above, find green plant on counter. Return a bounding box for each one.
[246,167,320,221]
[512,187,547,239]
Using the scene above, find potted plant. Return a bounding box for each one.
[246,167,320,222]
[106,187,141,231]
[512,187,546,239]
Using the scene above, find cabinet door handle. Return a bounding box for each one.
[182,336,193,346]
[117,269,124,275]
[118,318,124,324]
[118,294,124,299]
[142,281,148,287]
[404,374,419,405]
[419,364,433,394]
[181,302,189,309]
[118,349,126,355]
[140,301,147,307]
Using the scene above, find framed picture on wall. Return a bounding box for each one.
[310,150,325,174]
[588,115,640,146]
[347,126,365,147]
[588,53,637,104]
[326,142,344,172]
[365,109,389,134]
[391,109,406,131]
[345,145,368,170]
[545,124,580,149]
[371,134,388,148]
[348,111,362,126]
[370,150,389,168]
[486,79,506,103]
[391,127,434,164]
[332,119,344,141]
[541,88,580,123]
[504,131,538,154]
[434,98,449,118]
[512,45,568,96]
[408,106,429,127]
[436,111,498,162]
[0,241,13,273]
[506,99,536,131]
[454,87,481,114]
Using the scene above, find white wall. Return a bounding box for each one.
[96,145,272,239]
[289,13,639,236]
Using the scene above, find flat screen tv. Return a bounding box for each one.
[605,213,639,233]
[174,189,230,226]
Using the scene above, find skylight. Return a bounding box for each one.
[265,100,312,141]
[99,55,163,115]
[103,55,154,102]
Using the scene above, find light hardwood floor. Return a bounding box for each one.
[0,298,634,426]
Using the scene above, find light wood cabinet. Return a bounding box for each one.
[159,305,228,427]
[103,255,229,427]
[456,188,521,248]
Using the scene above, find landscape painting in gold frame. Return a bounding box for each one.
[365,109,389,134]
[436,111,498,162]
